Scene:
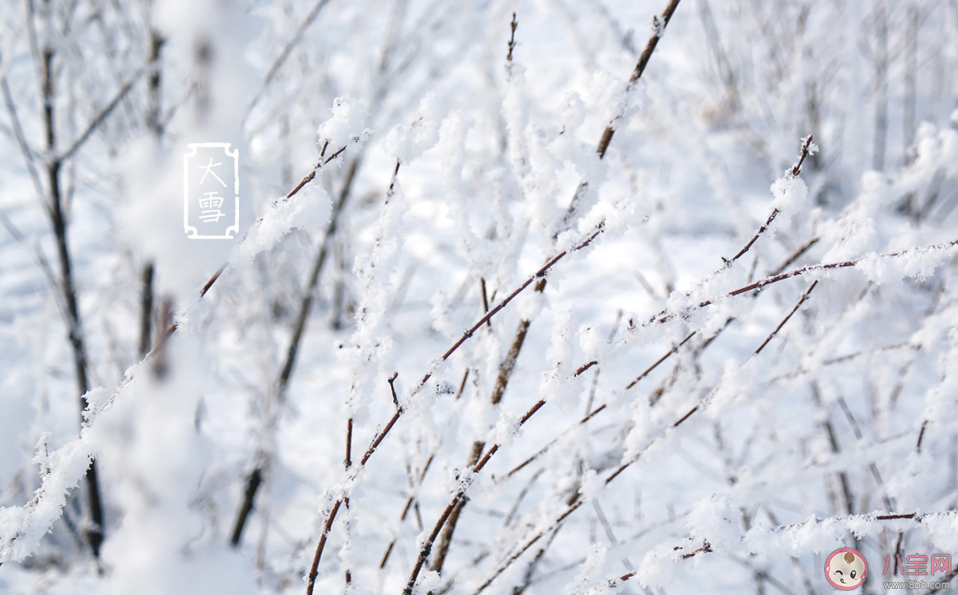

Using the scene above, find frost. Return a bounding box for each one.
[540,308,580,414]
[636,548,677,588]
[4,1,958,592]
[686,494,741,552]
[231,183,331,268]
[567,544,608,595]
[0,432,96,563]
[382,95,444,163]
[316,98,373,159]
[925,513,958,552]
[769,175,808,216]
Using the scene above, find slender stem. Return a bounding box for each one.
[305,224,602,592]
[230,156,362,547]
[404,400,547,595]
[596,0,683,158]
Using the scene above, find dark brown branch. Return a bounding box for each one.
[201,264,225,297]
[305,498,342,595]
[506,12,518,62]
[455,368,470,400]
[723,136,815,269]
[429,441,484,574]
[413,225,603,396]
[916,420,928,453]
[379,452,436,569]
[490,279,546,405]
[790,135,815,177]
[596,0,682,159]
[625,331,695,389]
[231,156,362,547]
[747,280,818,360]
[229,468,262,547]
[388,372,400,409]
[651,237,958,325]
[344,417,353,586]
[305,223,602,589]
[573,360,597,377]
[480,277,491,328]
[404,399,547,595]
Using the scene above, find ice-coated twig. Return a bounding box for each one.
[247,0,334,115]
[230,155,365,546]
[304,222,604,594]
[402,398,548,595]
[724,135,816,268]
[596,0,683,159]
[650,236,958,326]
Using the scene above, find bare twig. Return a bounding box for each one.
[916,420,928,453]
[625,331,695,389]
[745,280,818,362]
[403,400,548,595]
[388,372,400,409]
[480,277,492,328]
[725,135,814,267]
[506,12,518,62]
[248,0,334,114]
[379,452,435,569]
[58,70,143,163]
[230,156,363,547]
[344,417,353,586]
[596,0,683,158]
[651,237,958,325]
[413,224,604,395]
[305,224,603,594]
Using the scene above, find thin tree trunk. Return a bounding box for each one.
[40,28,104,557]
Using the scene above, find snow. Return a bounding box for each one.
[1,0,958,594]
[315,98,372,161]
[231,182,331,269]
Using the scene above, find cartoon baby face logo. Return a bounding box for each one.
[824,548,868,590]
